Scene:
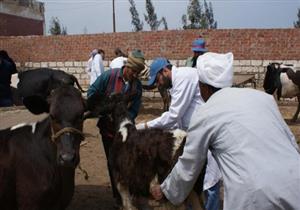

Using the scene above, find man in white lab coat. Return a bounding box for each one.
[150,52,300,210]
[136,57,222,210]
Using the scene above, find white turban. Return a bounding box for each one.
[197,52,234,88]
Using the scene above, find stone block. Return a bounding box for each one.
[74,61,82,67]
[49,62,56,67]
[24,62,32,67]
[239,60,251,66]
[68,67,77,73]
[41,62,48,68]
[178,60,186,67]
[233,66,242,73]
[258,67,265,73]
[56,62,64,67]
[169,60,177,66]
[233,60,240,66]
[33,63,41,68]
[82,61,88,66]
[250,60,262,66]
[142,91,154,98]
[64,61,73,67]
[76,68,84,74]
[154,92,161,98]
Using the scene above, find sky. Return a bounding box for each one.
[40,0,300,35]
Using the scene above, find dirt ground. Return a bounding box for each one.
[0,97,299,210]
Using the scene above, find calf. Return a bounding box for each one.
[89,93,205,210]
[0,86,87,210]
[263,63,300,122]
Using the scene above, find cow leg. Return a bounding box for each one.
[291,95,300,122]
[117,183,136,210]
[158,86,170,112]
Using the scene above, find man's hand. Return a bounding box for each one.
[135,122,147,130]
[150,185,164,200]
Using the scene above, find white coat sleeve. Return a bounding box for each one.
[147,77,198,129]
[160,114,212,205]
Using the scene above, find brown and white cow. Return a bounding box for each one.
[264,63,300,122]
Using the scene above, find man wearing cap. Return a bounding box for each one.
[136,57,204,130]
[150,52,300,210]
[186,38,208,68]
[136,57,222,209]
[87,49,145,206]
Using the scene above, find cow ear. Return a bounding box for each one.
[23,95,49,114]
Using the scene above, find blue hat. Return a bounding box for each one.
[192,38,208,52]
[148,57,170,86]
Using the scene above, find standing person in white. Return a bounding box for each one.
[150,52,300,210]
[135,58,222,209]
[86,49,105,85]
[86,49,98,79]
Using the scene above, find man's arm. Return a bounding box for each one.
[87,70,110,98]
[151,113,211,205]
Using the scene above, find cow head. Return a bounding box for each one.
[23,86,86,167]
[263,63,282,95]
[86,92,133,124]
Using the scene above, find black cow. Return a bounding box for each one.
[17,68,85,101]
[0,86,88,210]
[264,63,300,122]
[88,93,205,210]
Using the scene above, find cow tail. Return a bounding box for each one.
[71,75,86,92]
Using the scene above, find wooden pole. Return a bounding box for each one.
[112,0,116,32]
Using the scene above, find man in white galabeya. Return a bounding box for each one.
[150,52,300,210]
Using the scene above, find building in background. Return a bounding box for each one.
[0,0,45,36]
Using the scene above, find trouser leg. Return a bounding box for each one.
[98,117,122,204]
[204,181,220,210]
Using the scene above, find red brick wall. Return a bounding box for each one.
[0,29,299,64]
[0,13,43,36]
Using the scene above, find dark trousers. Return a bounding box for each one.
[97,116,121,203]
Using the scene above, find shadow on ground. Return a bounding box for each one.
[67,185,114,210]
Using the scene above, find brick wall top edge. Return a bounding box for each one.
[0,29,299,63]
